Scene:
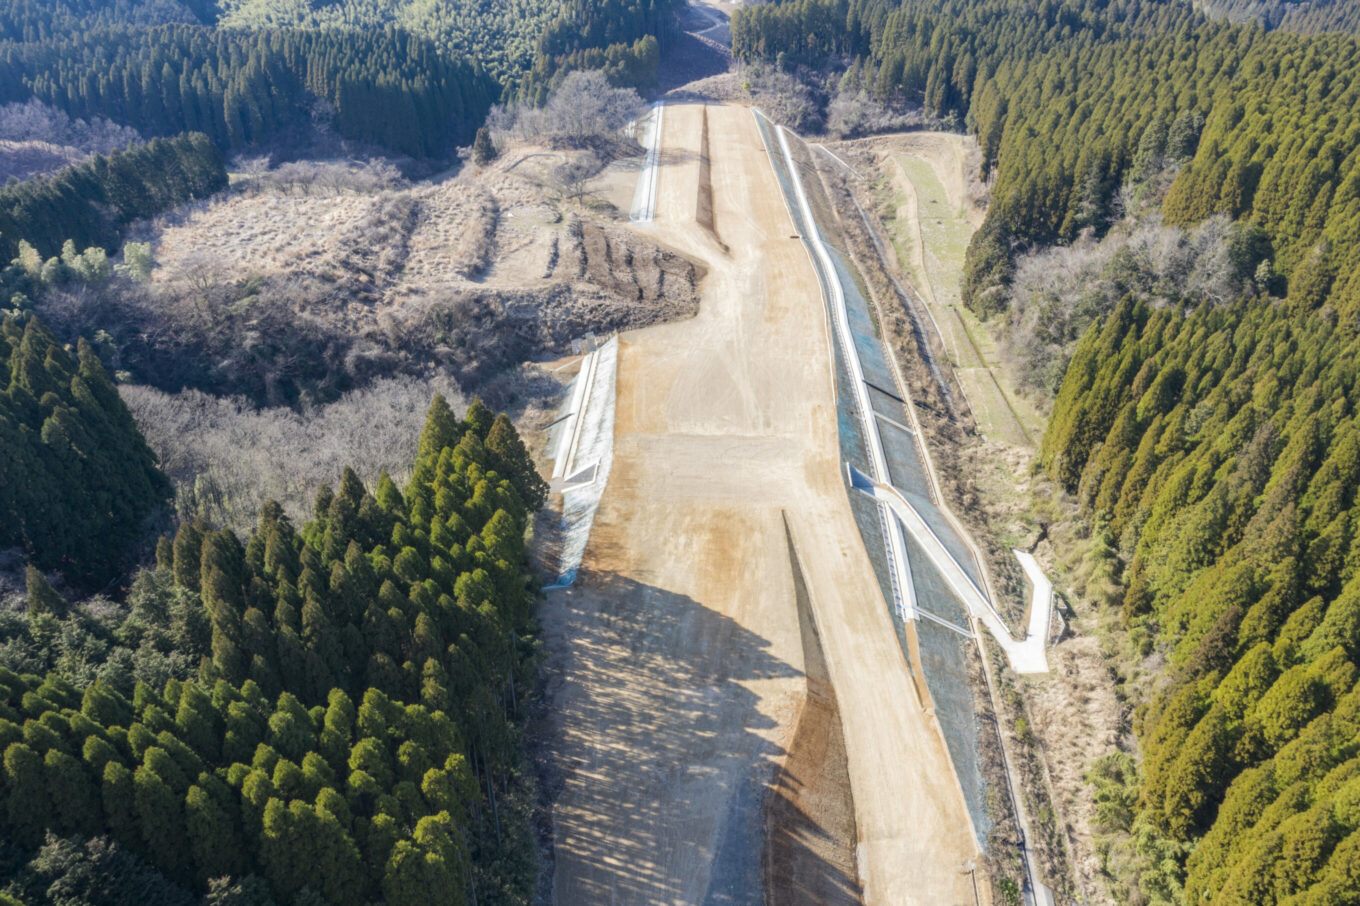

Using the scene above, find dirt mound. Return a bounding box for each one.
[694,107,725,247]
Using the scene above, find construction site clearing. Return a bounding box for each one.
[533,102,1064,906]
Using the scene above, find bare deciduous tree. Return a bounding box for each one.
[233,158,405,197]
[176,250,231,322]
[121,376,468,533]
[825,90,926,139]
[553,153,602,199]
[1002,213,1260,394]
[742,64,824,134]
[0,99,141,154]
[488,72,647,147]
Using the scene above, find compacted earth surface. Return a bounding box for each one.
[536,103,985,906]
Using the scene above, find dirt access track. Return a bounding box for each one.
[538,104,984,905]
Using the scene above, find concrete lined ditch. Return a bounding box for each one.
[754,107,996,846]
[543,336,618,589]
[629,102,665,223]
[540,104,986,906]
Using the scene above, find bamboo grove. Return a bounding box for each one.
[1198,0,1360,36]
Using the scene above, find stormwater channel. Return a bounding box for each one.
[543,336,618,589]
[753,109,993,846]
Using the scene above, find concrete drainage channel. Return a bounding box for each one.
[754,108,1057,906]
[629,102,664,224]
[542,97,660,586]
[544,96,663,585]
[543,335,619,590]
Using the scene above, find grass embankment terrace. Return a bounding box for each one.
[883,148,1043,448]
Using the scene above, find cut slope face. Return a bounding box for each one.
[538,104,983,906]
[764,517,863,906]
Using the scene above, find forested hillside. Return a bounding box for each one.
[214,0,560,84]
[0,0,212,41]
[1198,0,1360,34]
[214,0,682,93]
[0,0,678,899]
[0,315,170,586]
[0,0,684,163]
[1042,294,1360,904]
[734,0,1360,319]
[0,132,225,260]
[0,394,547,903]
[0,25,496,158]
[514,0,681,100]
[735,0,1360,900]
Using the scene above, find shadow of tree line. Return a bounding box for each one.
[532,560,864,905]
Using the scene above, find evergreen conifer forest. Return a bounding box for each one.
[733,0,1360,899]
[0,316,170,585]
[0,134,226,260]
[1,375,548,904]
[11,0,1360,899]
[0,0,682,902]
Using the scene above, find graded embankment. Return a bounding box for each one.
[763,515,862,906]
[538,104,983,906]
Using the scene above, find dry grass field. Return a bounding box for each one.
[146,149,700,344]
[111,141,703,530]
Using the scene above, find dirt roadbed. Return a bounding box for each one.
[536,104,984,906]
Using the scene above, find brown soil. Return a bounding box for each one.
[575,219,700,313]
[764,519,862,906]
[538,103,983,906]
